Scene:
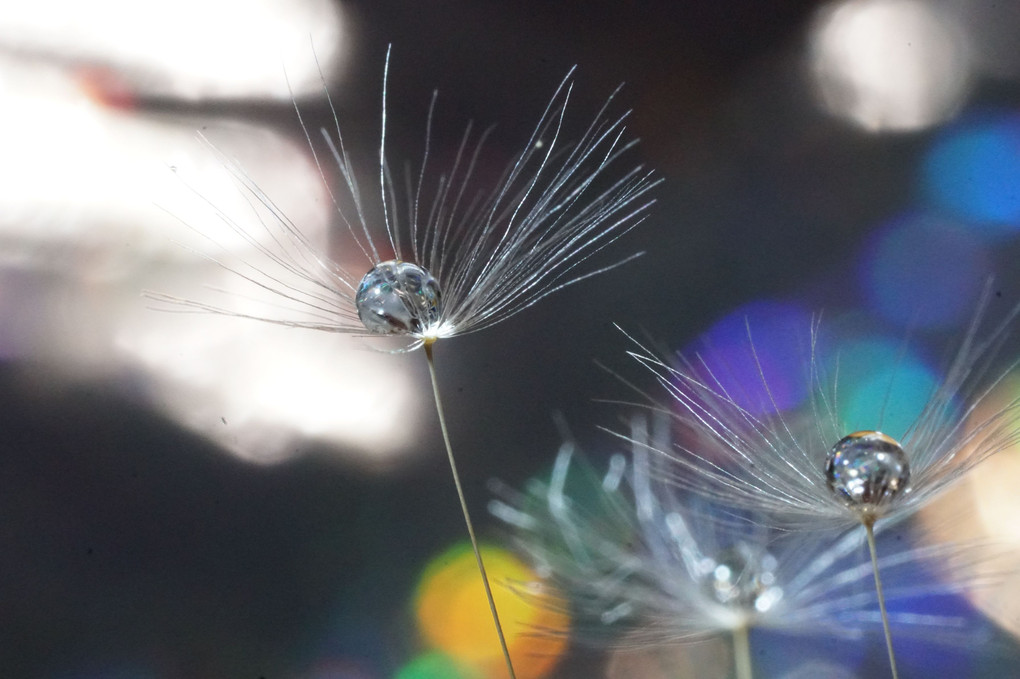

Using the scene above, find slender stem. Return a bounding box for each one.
[865,520,899,679]
[424,340,517,679]
[732,624,753,679]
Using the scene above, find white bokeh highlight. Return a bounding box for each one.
[808,0,972,132]
[0,9,424,467]
[0,0,348,99]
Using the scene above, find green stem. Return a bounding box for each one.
[733,624,753,679]
[424,341,517,679]
[865,520,899,679]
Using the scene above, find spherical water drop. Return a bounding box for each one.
[702,543,779,610]
[355,261,442,336]
[825,431,910,510]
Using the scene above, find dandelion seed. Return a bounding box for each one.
[148,48,657,349]
[492,416,990,679]
[613,289,1020,678]
[619,295,1020,531]
[147,46,658,679]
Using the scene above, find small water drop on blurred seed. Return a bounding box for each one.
[703,543,779,610]
[355,260,442,335]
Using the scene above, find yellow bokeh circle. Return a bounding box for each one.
[414,542,569,679]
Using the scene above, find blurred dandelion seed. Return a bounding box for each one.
[147,46,659,679]
[492,416,990,679]
[613,291,1020,678]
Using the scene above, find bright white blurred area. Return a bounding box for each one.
[0,57,330,277]
[116,302,421,467]
[0,0,348,99]
[808,0,972,132]
[0,0,426,467]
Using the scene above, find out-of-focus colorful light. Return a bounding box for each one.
[808,0,971,132]
[414,543,569,679]
[687,300,814,416]
[921,113,1020,234]
[969,370,1020,544]
[395,652,474,679]
[859,212,989,329]
[919,370,1020,642]
[819,333,940,441]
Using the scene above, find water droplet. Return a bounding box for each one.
[825,431,910,510]
[355,261,442,335]
[702,543,779,610]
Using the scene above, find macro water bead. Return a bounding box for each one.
[355,260,443,336]
[825,431,911,510]
[703,544,780,610]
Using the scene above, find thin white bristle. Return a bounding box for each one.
[146,46,660,347]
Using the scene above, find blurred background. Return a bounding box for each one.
[1,0,1019,676]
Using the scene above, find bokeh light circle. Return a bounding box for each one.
[414,543,569,679]
[919,369,1020,643]
[808,0,972,132]
[818,332,941,441]
[859,212,989,329]
[687,300,814,416]
[922,113,1020,234]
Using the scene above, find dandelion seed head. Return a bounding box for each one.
[354,260,443,337]
[615,290,1020,531]
[825,430,911,517]
[150,49,659,352]
[498,415,993,656]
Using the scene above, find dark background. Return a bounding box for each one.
[1,1,1019,677]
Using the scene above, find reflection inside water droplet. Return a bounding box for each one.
[825,431,910,510]
[355,260,442,336]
